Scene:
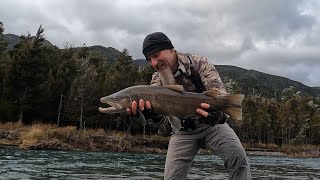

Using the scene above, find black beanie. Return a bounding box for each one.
[142,32,174,59]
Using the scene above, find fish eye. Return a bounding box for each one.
[111,97,118,101]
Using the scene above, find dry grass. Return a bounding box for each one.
[243,143,279,150]
[21,123,53,146]
[0,122,24,130]
[17,123,131,146]
[83,128,107,137]
[2,122,318,157]
[1,122,169,152]
[47,126,78,143]
[1,122,168,142]
[134,133,169,141]
[281,144,320,154]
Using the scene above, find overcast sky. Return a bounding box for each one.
[1,0,320,87]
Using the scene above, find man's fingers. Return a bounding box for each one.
[200,103,210,109]
[196,103,211,117]
[126,108,132,115]
[145,101,152,110]
[196,108,209,117]
[127,100,151,116]
[139,99,145,111]
[131,101,138,115]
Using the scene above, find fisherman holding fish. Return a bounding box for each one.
[99,32,251,179]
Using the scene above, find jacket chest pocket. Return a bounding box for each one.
[175,76,197,92]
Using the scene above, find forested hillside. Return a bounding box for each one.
[0,23,319,145]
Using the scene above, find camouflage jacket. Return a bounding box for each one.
[150,51,228,95]
[150,51,228,135]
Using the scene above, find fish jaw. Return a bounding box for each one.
[100,96,128,114]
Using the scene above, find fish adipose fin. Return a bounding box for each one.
[164,85,185,93]
[224,94,245,121]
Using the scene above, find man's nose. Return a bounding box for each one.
[149,58,158,68]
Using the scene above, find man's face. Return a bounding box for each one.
[147,49,178,73]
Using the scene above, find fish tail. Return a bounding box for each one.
[224,94,244,121]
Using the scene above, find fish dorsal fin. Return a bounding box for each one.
[204,89,221,97]
[164,85,185,93]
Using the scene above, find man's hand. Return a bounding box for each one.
[126,99,164,123]
[196,103,226,124]
[126,99,152,115]
[196,103,211,117]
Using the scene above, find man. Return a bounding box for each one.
[126,32,251,179]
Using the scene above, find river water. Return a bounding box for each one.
[0,149,319,179]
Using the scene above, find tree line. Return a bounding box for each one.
[0,24,319,145]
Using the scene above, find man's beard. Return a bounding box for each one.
[157,62,176,85]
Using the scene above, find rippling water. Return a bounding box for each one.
[0,148,319,179]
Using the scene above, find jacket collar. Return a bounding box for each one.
[174,51,192,77]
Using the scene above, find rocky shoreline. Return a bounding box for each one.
[0,141,290,157]
[0,124,319,158]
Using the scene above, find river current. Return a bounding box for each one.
[0,149,319,179]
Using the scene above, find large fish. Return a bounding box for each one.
[99,85,244,123]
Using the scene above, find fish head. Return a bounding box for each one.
[100,92,132,114]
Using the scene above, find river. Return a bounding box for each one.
[0,149,319,179]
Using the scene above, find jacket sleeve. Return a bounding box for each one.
[195,56,228,95]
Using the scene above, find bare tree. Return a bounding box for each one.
[65,58,98,130]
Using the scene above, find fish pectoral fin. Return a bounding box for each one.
[137,110,147,126]
[164,85,185,93]
[168,115,181,132]
[204,89,221,97]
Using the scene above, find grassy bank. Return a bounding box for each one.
[0,122,319,157]
[0,122,169,153]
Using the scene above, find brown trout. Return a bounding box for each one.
[99,85,244,121]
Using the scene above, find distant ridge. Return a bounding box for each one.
[3,34,21,51]
[89,45,122,62]
[4,34,53,51]
[216,65,320,97]
[133,59,148,66]
[4,34,319,97]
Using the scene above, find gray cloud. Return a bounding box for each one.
[1,0,319,87]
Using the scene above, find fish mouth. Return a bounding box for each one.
[100,97,126,114]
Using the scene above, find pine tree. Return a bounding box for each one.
[0,22,8,59]
[5,25,57,123]
[0,22,12,121]
[0,22,7,99]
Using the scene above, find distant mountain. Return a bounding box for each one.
[4,33,319,97]
[89,45,121,62]
[4,34,53,51]
[4,34,121,61]
[133,59,148,66]
[4,34,21,51]
[216,65,320,97]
